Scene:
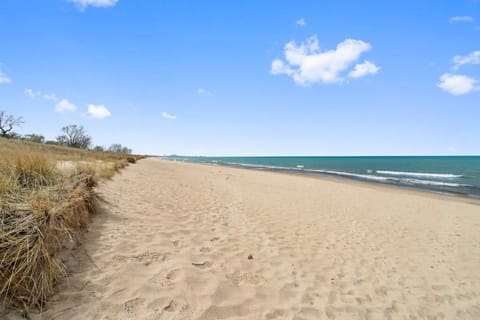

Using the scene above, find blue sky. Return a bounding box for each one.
[0,0,479,155]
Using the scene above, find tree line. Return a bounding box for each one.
[0,110,132,154]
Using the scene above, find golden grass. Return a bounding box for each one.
[0,138,144,312]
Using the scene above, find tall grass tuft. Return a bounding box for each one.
[0,163,97,310]
[0,137,143,313]
[14,153,56,187]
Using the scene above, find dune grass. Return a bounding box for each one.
[0,137,143,312]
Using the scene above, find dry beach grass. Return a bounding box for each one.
[24,158,480,320]
[0,138,142,314]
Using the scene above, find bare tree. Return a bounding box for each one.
[108,143,123,153]
[0,111,24,138]
[56,124,92,149]
[108,143,132,154]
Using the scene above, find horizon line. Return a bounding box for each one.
[155,154,480,158]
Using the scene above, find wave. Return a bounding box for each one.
[375,170,462,179]
[309,169,393,182]
[401,178,467,187]
[226,162,291,170]
[312,170,469,187]
[208,162,471,189]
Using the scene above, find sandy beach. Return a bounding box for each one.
[28,158,480,319]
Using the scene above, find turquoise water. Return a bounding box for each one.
[162,156,480,198]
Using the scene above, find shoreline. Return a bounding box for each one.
[162,159,480,206]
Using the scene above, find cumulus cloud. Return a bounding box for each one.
[197,88,213,96]
[348,60,381,78]
[56,99,77,112]
[271,35,379,85]
[437,73,477,95]
[453,50,480,70]
[24,88,59,101]
[449,16,474,23]
[162,112,176,120]
[87,104,111,119]
[438,50,479,95]
[0,69,11,84]
[296,18,306,26]
[68,0,118,9]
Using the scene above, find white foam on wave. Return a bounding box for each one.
[308,169,468,187]
[217,162,471,189]
[401,178,466,187]
[309,169,393,182]
[376,170,462,179]
[227,162,292,170]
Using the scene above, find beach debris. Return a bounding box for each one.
[248,254,254,260]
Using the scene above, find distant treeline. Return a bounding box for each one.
[0,110,132,154]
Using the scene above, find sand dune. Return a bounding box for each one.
[17,158,480,319]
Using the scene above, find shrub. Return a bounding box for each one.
[23,134,45,144]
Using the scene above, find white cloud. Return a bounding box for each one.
[449,16,474,23]
[296,18,306,26]
[197,88,213,96]
[453,50,480,70]
[0,69,11,84]
[348,60,381,78]
[56,99,77,112]
[68,0,118,9]
[437,73,477,95]
[24,88,59,101]
[43,93,58,101]
[271,35,379,85]
[162,112,176,120]
[87,104,111,119]
[24,88,39,98]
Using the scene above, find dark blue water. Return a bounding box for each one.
[162,156,480,198]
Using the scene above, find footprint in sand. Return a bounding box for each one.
[163,300,180,312]
[166,268,183,281]
[264,309,290,319]
[226,271,266,286]
[172,240,183,248]
[124,298,145,319]
[163,299,190,314]
[200,246,212,253]
[113,252,166,266]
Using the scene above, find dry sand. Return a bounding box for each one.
[22,158,480,319]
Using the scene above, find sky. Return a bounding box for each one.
[0,0,479,156]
